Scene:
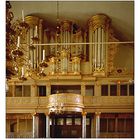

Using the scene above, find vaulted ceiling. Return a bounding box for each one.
[10,1,134,41]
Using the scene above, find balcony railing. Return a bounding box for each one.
[6,95,134,113]
[84,96,134,106]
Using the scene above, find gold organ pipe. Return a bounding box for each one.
[101,28,104,68]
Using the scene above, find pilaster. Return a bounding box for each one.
[82,112,87,138]
[31,84,37,97]
[81,83,86,96]
[46,83,51,95]
[32,112,39,138]
[45,112,50,138]
[94,112,101,138]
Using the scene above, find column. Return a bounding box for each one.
[12,85,15,97]
[94,82,101,96]
[82,112,87,138]
[32,113,39,138]
[45,113,50,138]
[127,84,129,96]
[117,83,120,96]
[46,83,51,95]
[94,112,101,138]
[81,83,85,96]
[17,117,19,135]
[91,114,94,138]
[115,117,118,133]
[25,119,28,133]
[31,84,37,97]
[108,84,110,96]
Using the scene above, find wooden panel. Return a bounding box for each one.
[51,125,82,138]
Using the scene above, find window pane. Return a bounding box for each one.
[51,85,81,94]
[86,118,90,125]
[57,118,63,125]
[120,85,127,96]
[15,86,22,96]
[9,120,17,132]
[108,119,115,132]
[101,85,108,96]
[66,118,72,125]
[6,85,13,97]
[19,119,26,132]
[38,86,46,96]
[118,119,124,132]
[86,85,94,96]
[110,85,117,96]
[75,118,81,125]
[23,86,30,96]
[100,118,107,132]
[129,84,134,96]
[26,119,32,131]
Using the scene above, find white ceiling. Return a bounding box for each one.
[10,1,134,41]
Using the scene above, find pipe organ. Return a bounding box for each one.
[88,14,111,76]
[73,30,83,56]
[22,14,118,77]
[25,16,44,69]
[60,20,72,52]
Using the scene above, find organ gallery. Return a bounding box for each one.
[6,1,134,138]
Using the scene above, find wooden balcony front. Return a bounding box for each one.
[6,95,134,113]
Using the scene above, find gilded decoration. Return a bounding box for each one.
[47,93,84,112]
[25,16,40,27]
[7,10,126,78]
[88,14,120,76]
[107,29,119,73]
[109,67,131,76]
[88,14,111,32]
[60,20,72,32]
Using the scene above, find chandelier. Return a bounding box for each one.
[49,103,64,114]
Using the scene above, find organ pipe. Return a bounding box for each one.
[23,14,113,76]
[88,14,111,74]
